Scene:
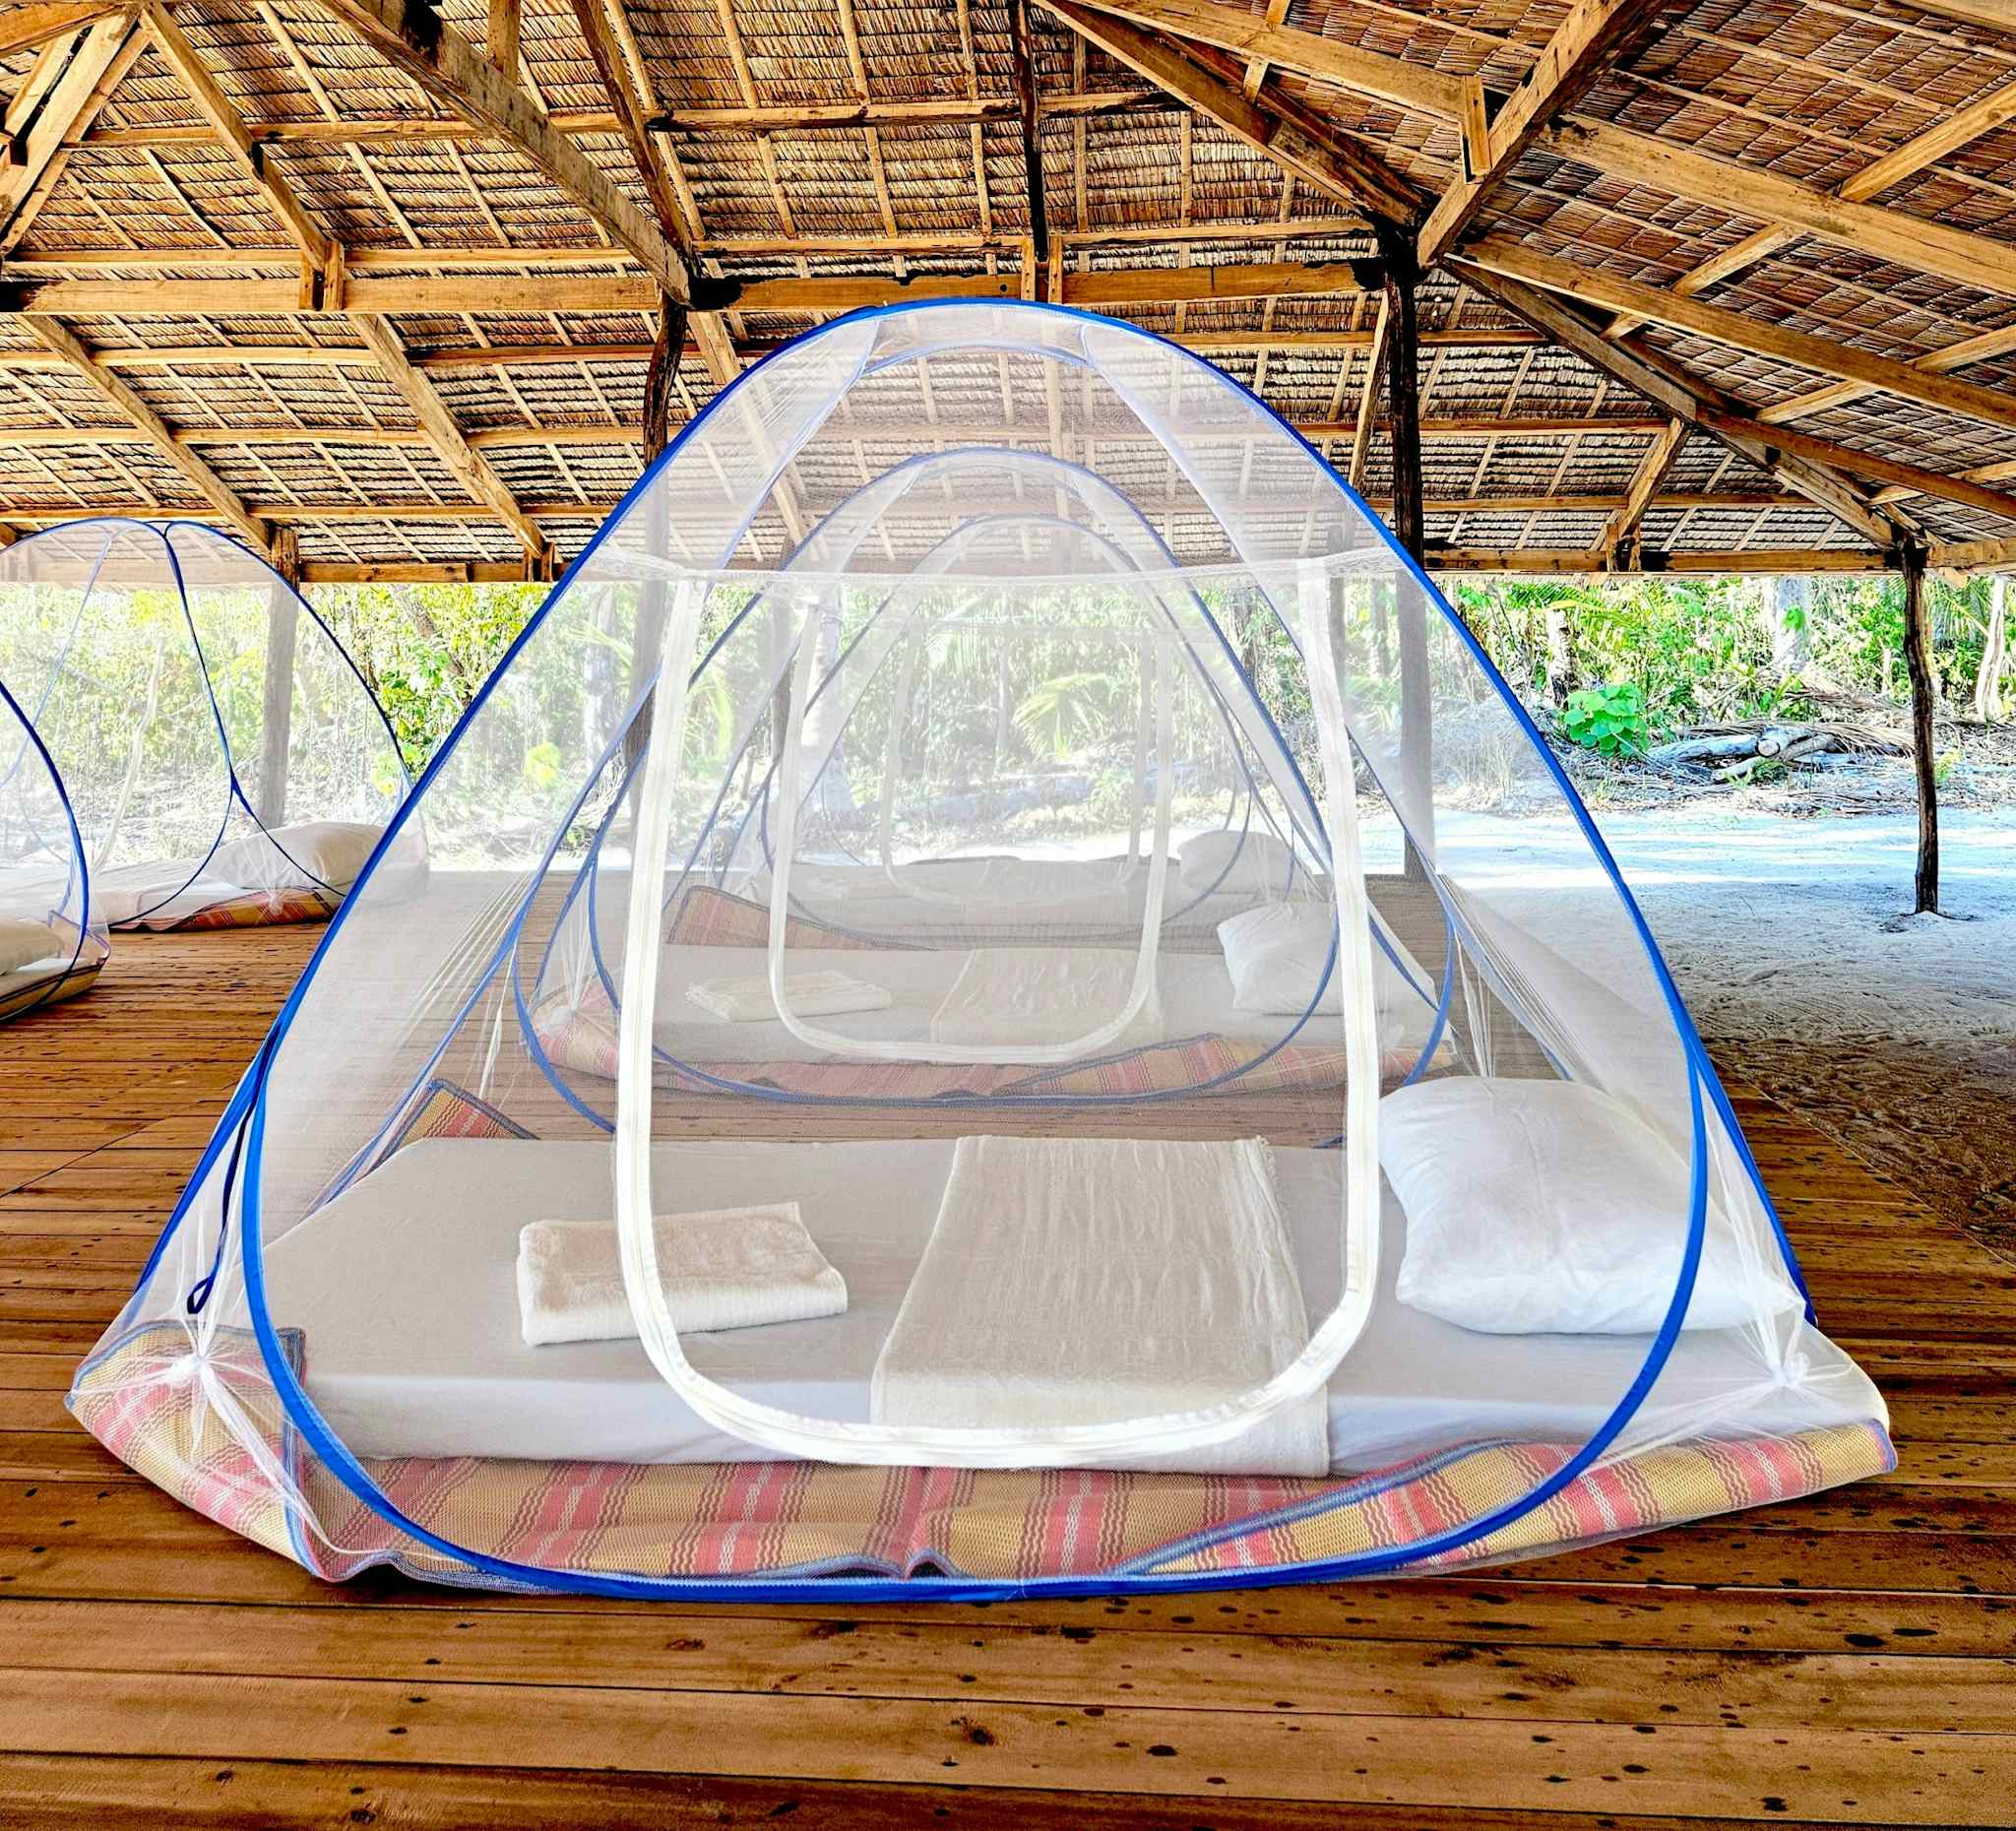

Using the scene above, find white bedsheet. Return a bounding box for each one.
[927,949,1165,1050]
[872,1135,1328,1474]
[262,1137,1885,1472]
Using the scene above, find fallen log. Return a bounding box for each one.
[1713,730,1835,782]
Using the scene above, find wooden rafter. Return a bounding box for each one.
[138,3,336,279]
[1040,2,1903,551]
[1347,297,1391,491]
[1418,0,1668,265]
[20,316,272,550]
[304,0,694,303]
[1692,410,2016,528]
[1757,321,2016,428]
[1040,1,1418,223]
[486,0,520,75]
[1603,75,2016,337]
[350,314,549,570]
[0,3,122,58]
[77,92,1164,143]
[1594,417,1686,567]
[1,16,144,254]
[1544,117,2016,305]
[1465,236,2016,440]
[1451,260,1903,550]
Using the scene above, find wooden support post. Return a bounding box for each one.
[627,294,685,789]
[1011,0,1049,266]
[1380,236,1433,880]
[1901,541,1940,916]
[258,528,301,826]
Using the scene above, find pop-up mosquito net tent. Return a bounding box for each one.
[70,302,1891,1599]
[0,519,411,932]
[0,672,107,1022]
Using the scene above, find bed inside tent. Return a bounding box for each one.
[0,519,413,934]
[69,301,1892,1598]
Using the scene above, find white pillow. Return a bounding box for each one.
[212,820,384,892]
[1218,903,1341,1015]
[1179,829,1293,896]
[0,918,62,975]
[1381,1077,1802,1335]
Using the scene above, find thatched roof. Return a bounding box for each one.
[2,0,2013,582]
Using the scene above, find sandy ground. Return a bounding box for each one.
[1451,807,2016,1261]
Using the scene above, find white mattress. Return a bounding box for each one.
[635,938,1433,1065]
[263,1137,1883,1472]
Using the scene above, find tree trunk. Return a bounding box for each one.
[1976,574,2008,723]
[1771,574,1811,680]
[1543,603,1574,708]
[1901,544,1940,915]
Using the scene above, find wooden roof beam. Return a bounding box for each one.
[2,16,144,254]
[1756,322,2016,428]
[1449,258,1905,551]
[1465,235,2016,439]
[19,316,272,550]
[1039,1,1424,225]
[1603,73,2016,336]
[351,313,549,570]
[304,0,696,305]
[0,4,124,59]
[1428,546,1890,576]
[1418,0,1669,266]
[1692,410,2016,529]
[1347,296,1391,490]
[1545,117,2016,305]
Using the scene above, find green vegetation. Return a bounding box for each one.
[1560,682,1649,758]
[298,571,2014,787]
[1452,573,2013,746]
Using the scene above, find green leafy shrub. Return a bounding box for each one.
[1560,682,1649,758]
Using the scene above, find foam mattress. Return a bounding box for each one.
[262,1137,1883,1472]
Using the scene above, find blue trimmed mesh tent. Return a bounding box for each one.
[0,671,105,1022]
[0,519,410,932]
[70,302,1891,1599]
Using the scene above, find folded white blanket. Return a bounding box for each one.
[871,1135,1329,1475]
[517,1202,848,1347]
[928,948,1164,1050]
[685,970,893,1024]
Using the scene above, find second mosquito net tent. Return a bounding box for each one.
[0,518,412,932]
[70,301,1890,1599]
[0,672,106,1023]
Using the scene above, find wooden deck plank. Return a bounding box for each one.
[0,923,2010,1827]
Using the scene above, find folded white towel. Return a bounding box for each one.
[517,1201,848,1347]
[928,948,1164,1049]
[685,970,893,1024]
[871,1135,1329,1475]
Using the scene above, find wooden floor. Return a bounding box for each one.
[2,927,2013,1830]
